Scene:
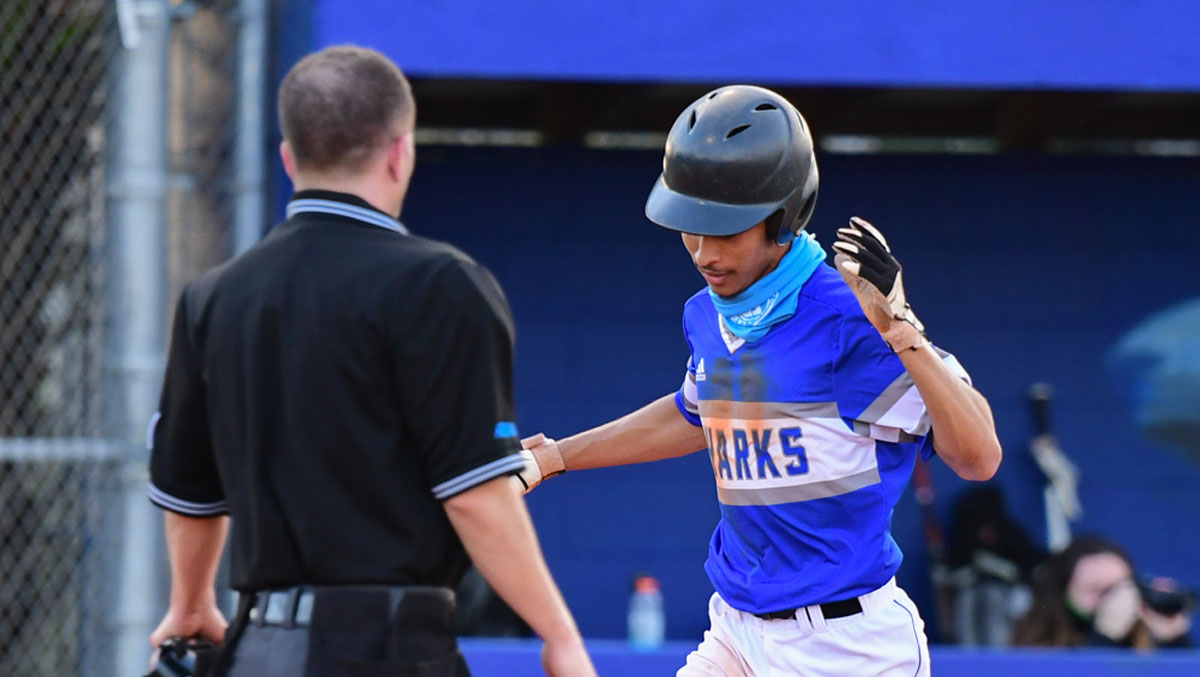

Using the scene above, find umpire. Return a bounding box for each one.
[146,46,595,676]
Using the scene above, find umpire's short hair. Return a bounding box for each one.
[278,45,414,174]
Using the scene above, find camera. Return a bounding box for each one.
[1138,577,1199,617]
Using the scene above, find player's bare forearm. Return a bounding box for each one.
[443,476,593,671]
[514,397,705,492]
[557,393,708,471]
[897,345,1001,481]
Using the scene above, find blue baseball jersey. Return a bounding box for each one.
[675,263,970,615]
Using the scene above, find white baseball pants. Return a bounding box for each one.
[678,578,930,676]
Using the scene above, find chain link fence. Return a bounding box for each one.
[0,1,242,673]
[169,0,238,294]
[1,2,116,674]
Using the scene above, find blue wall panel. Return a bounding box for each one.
[310,0,1200,91]
[398,147,1200,642]
[460,640,1200,675]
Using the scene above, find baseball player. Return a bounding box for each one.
[518,85,1002,676]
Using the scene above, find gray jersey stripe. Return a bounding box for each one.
[857,350,971,425]
[850,419,919,443]
[851,420,872,437]
[909,412,932,436]
[699,400,840,420]
[682,393,700,414]
[856,372,916,424]
[716,467,882,506]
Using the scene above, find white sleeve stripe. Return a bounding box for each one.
[941,353,972,385]
[931,346,972,384]
[875,385,929,433]
[858,373,915,424]
[147,483,228,516]
[146,412,161,450]
[681,376,699,413]
[432,454,528,500]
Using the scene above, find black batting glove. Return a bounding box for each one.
[831,216,928,351]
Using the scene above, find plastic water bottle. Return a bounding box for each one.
[628,574,665,651]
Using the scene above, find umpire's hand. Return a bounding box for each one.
[150,605,227,652]
[832,216,929,353]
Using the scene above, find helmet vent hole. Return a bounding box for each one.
[708,91,720,99]
[689,110,697,130]
[754,103,777,111]
[725,124,751,139]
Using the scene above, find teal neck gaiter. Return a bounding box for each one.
[709,232,826,343]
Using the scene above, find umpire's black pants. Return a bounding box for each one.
[213,585,470,677]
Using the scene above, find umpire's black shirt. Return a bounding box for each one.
[148,190,525,592]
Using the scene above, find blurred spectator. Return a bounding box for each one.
[944,486,1044,646]
[1012,536,1153,649]
[1138,576,1198,649]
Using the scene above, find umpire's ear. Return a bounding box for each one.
[280,140,297,181]
[386,133,414,183]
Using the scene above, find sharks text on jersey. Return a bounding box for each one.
[697,400,883,507]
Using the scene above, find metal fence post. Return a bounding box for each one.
[233,0,269,255]
[106,1,171,674]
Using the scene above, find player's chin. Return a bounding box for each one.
[704,272,743,297]
[713,278,751,298]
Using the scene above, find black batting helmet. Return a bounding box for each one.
[645,85,819,244]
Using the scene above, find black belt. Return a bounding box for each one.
[245,584,455,629]
[247,587,314,627]
[754,596,863,621]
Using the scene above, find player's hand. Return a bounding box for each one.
[541,637,597,677]
[514,433,566,494]
[832,216,928,352]
[149,604,227,650]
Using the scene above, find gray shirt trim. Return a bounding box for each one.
[716,467,883,506]
[850,419,919,443]
[857,372,916,424]
[699,400,841,420]
[431,454,527,500]
[147,482,229,516]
